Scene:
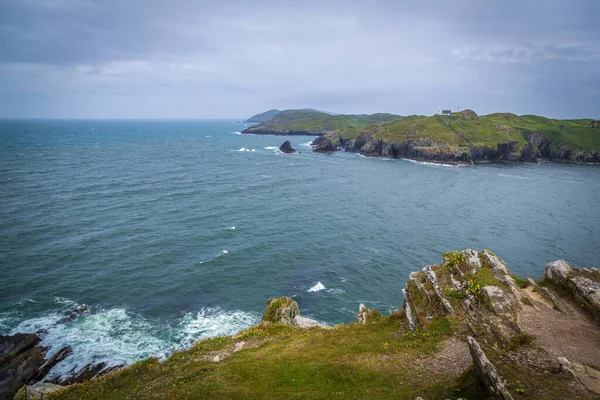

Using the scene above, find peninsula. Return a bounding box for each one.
[243,109,600,164]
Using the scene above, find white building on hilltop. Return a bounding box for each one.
[437,109,452,116]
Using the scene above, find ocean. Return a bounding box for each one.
[1,119,599,379]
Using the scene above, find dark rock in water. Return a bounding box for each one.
[279,140,297,154]
[0,333,45,400]
[0,334,74,400]
[59,362,116,386]
[31,346,72,383]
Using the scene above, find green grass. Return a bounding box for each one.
[248,108,600,156]
[48,315,481,400]
[244,109,403,134]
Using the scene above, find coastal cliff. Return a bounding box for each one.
[311,111,600,164]
[244,108,600,164]
[12,250,599,400]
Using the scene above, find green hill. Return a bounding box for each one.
[242,109,403,136]
[312,110,600,164]
[245,109,281,123]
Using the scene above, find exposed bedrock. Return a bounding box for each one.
[311,131,600,163]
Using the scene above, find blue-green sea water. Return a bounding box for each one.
[1,119,599,378]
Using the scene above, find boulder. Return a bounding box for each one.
[292,316,326,328]
[482,286,514,314]
[279,140,297,154]
[26,382,63,399]
[545,260,572,285]
[261,297,300,325]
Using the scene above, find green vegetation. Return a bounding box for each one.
[243,109,402,134]
[48,315,483,400]
[246,108,600,161]
[511,273,527,288]
[261,297,299,323]
[245,109,281,122]
[521,297,533,306]
[357,110,600,152]
[443,250,465,268]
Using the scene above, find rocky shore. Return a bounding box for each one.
[311,131,600,164]
[0,307,121,400]
[4,250,600,399]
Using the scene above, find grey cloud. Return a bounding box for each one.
[0,0,598,118]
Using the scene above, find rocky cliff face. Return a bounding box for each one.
[311,131,600,164]
[395,249,600,399]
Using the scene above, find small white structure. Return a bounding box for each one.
[437,109,452,116]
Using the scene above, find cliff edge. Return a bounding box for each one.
[11,250,600,400]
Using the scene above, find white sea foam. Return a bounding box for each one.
[264,146,278,150]
[326,288,345,295]
[232,131,242,135]
[4,300,259,381]
[308,282,326,292]
[175,307,259,348]
[498,173,532,180]
[237,148,253,152]
[300,141,313,147]
[404,158,462,167]
[214,249,229,258]
[10,307,171,380]
[228,226,236,230]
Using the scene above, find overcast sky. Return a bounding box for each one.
[0,0,598,119]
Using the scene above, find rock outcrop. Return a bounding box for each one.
[18,382,64,400]
[467,336,514,400]
[0,334,70,400]
[544,260,600,321]
[311,129,600,164]
[356,303,382,324]
[260,297,326,328]
[278,140,297,153]
[400,249,600,398]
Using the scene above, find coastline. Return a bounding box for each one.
[12,249,599,399]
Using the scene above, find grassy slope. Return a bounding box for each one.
[245,109,281,122]
[247,109,402,133]
[257,109,599,152]
[360,111,600,152]
[48,317,482,400]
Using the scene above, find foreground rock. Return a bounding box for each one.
[467,336,514,400]
[545,260,600,321]
[402,249,600,398]
[0,334,71,400]
[261,297,326,328]
[278,140,297,154]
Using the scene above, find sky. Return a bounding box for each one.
[0,0,598,119]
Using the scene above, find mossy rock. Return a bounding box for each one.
[261,297,300,325]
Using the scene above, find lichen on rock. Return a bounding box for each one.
[261,297,300,324]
